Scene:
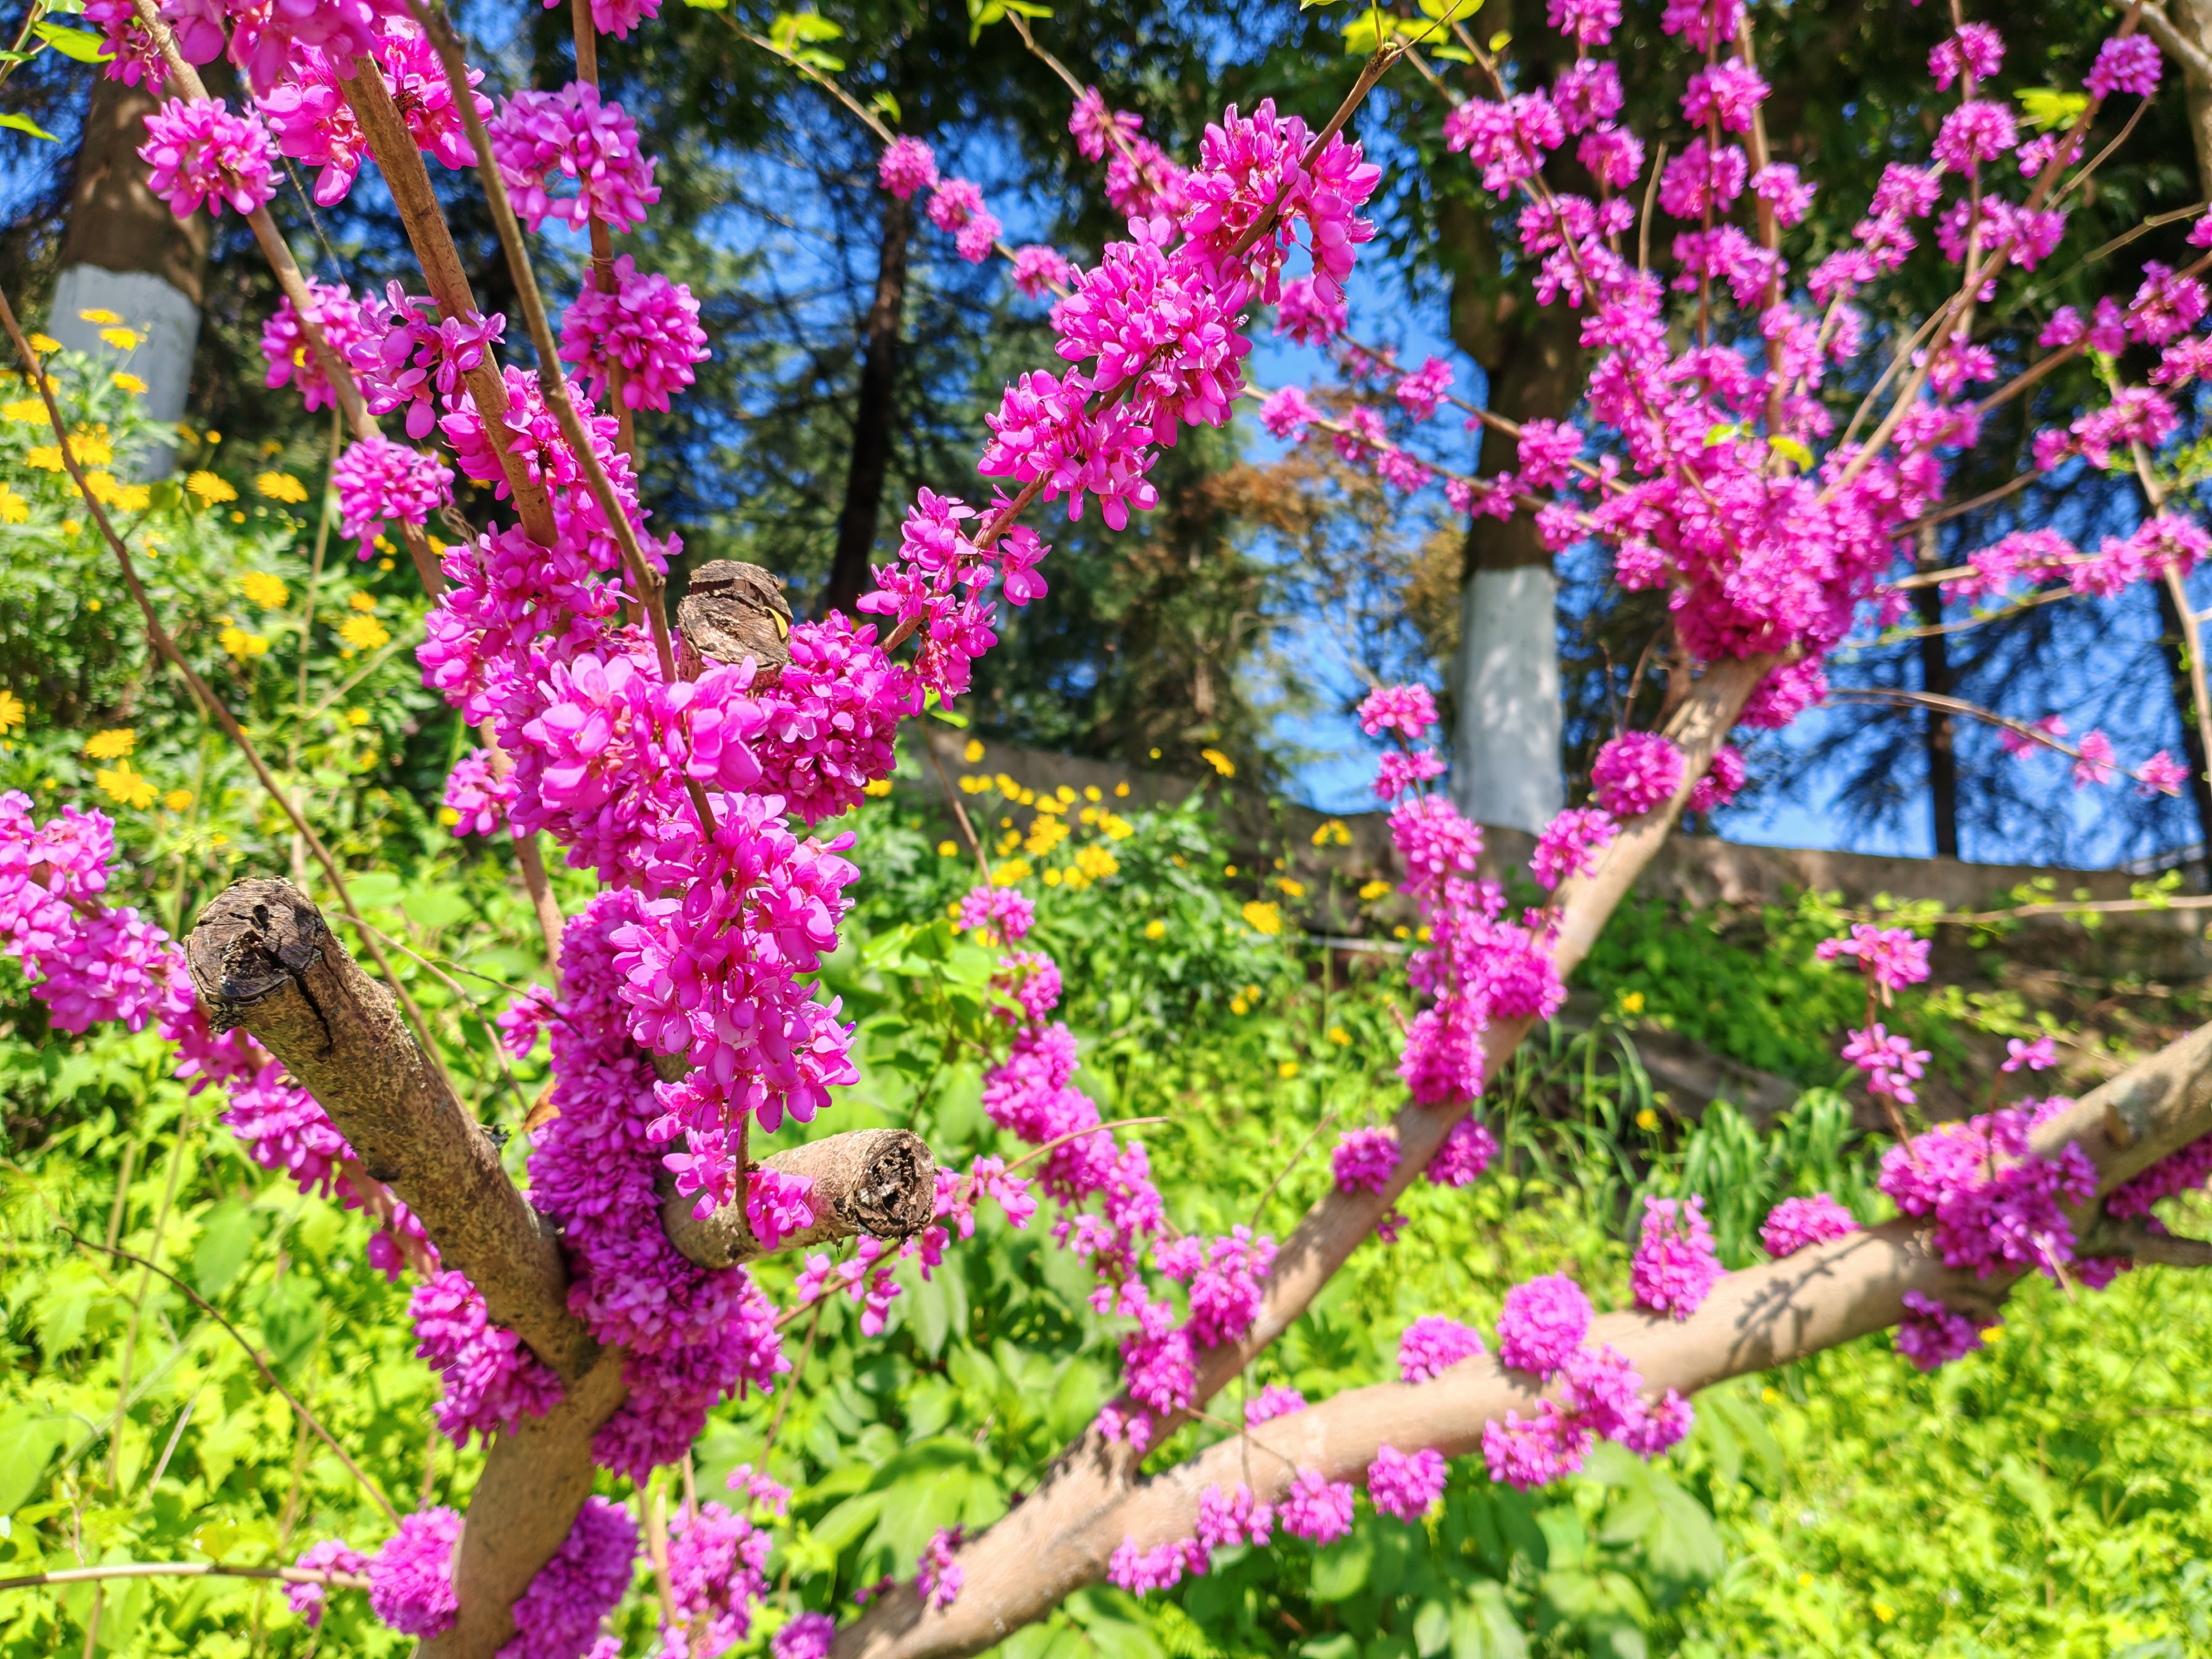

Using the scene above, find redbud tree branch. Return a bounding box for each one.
[840,966,2212,1659]
[833,653,1773,1659]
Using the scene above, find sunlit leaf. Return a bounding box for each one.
[2016,87,2090,132]
[33,20,111,60]
[0,111,58,140]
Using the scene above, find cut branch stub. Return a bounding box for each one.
[185,878,595,1384]
[660,1128,936,1270]
[677,559,793,683]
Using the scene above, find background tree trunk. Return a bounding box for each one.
[1914,528,1960,858]
[49,75,208,478]
[824,191,914,619]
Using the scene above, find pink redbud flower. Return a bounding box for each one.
[1398,1314,1485,1382]
[1531,806,1617,891]
[1681,57,1768,134]
[1331,1127,1400,1195]
[917,1527,963,1611]
[1895,1289,1991,1371]
[1495,1274,1590,1377]
[1546,0,1621,46]
[1629,1195,1723,1320]
[1011,245,1074,299]
[557,255,709,413]
[745,1166,817,1250]
[1815,923,1931,995]
[286,1540,369,1628]
[1589,731,1684,818]
[1246,1384,1306,1425]
[1930,23,2005,90]
[775,1613,837,1659]
[1760,1193,1857,1258]
[2003,1036,2058,1073]
[957,885,1035,943]
[488,82,660,234]
[1367,1445,1448,1522]
[1425,1116,1496,1187]
[333,436,452,561]
[138,97,278,219]
[1196,1483,1274,1549]
[879,135,939,198]
[1276,275,1347,345]
[1688,744,1747,815]
[2137,750,2191,797]
[1277,1470,1357,1545]
[368,1508,462,1638]
[2073,730,2118,788]
[2086,35,2162,99]
[1842,1023,1930,1104]
[1359,683,1440,740]
[1374,748,1447,801]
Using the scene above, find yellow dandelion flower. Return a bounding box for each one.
[1224,864,1238,878]
[0,689,24,731]
[437,806,462,826]
[1797,1573,1814,1589]
[377,558,393,572]
[230,510,246,523]
[1277,878,1306,898]
[1241,900,1283,937]
[77,308,123,326]
[345,708,371,727]
[98,327,139,351]
[862,777,893,796]
[1635,1108,1659,1131]
[1277,1060,1298,1080]
[28,334,59,354]
[162,788,192,812]
[1034,794,1065,817]
[205,430,221,444]
[254,471,308,504]
[2,398,43,424]
[84,728,136,759]
[0,484,27,524]
[338,615,391,652]
[69,430,112,466]
[25,445,62,472]
[1200,747,1235,777]
[1230,997,1248,1016]
[1144,919,1166,940]
[96,759,156,810]
[1618,989,1646,1016]
[1761,1386,1779,1404]
[958,773,988,794]
[186,470,237,505]
[1024,816,1070,857]
[1359,878,1391,901]
[962,738,985,764]
[1392,924,1411,940]
[1099,812,1133,840]
[113,373,149,395]
[1074,845,1118,882]
[1326,1026,1351,1047]
[219,625,271,658]
[239,571,289,609]
[1043,867,1065,887]
[990,858,1031,887]
[348,591,377,612]
[1872,1603,1895,1624]
[938,840,959,858]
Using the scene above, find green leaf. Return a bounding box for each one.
[1341,9,1404,55]
[871,90,903,125]
[192,1199,263,1298]
[0,1410,70,1513]
[1309,1528,1375,1601]
[1413,1600,1453,1657]
[33,21,112,61]
[680,0,731,9]
[930,707,971,727]
[0,111,59,140]
[1301,1638,1359,1659]
[1768,435,1814,469]
[401,885,470,930]
[2016,87,2090,132]
[1448,1583,1527,1659]
[346,871,406,911]
[1703,422,1743,449]
[1641,1477,1725,1584]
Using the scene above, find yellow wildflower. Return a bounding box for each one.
[239,571,289,609]
[1872,1603,1895,1624]
[186,470,237,505]
[1241,900,1283,937]
[994,772,1020,796]
[113,373,149,395]
[25,446,62,471]
[1277,878,1305,898]
[98,327,139,351]
[255,471,308,504]
[1359,878,1391,901]
[1098,812,1133,840]
[938,840,959,858]
[1635,1108,1659,1131]
[958,773,988,794]
[1114,781,1129,797]
[1144,919,1166,940]
[996,830,1020,854]
[205,430,221,444]
[1797,1573,1814,1589]
[348,591,378,612]
[1326,1027,1351,1047]
[0,484,26,524]
[162,789,192,812]
[2,399,43,424]
[1230,997,1248,1016]
[84,729,135,759]
[1043,867,1065,887]
[0,690,23,731]
[1618,990,1646,1016]
[338,615,392,652]
[1024,815,1070,857]
[1056,785,1075,803]
[77,308,123,325]
[83,472,150,512]
[28,334,58,354]
[1278,1060,1298,1080]
[345,708,371,727]
[1074,845,1118,882]
[962,738,985,764]
[1200,747,1235,777]
[862,777,893,796]
[1224,864,1238,878]
[96,759,156,810]
[438,806,462,826]
[1392,925,1411,940]
[1083,785,1101,801]
[1034,794,1065,817]
[991,858,1031,887]
[219,625,270,658]
[1762,1387,1779,1404]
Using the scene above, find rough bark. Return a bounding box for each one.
[661,1128,938,1270]
[677,559,794,682]
[838,986,2212,1659]
[184,879,595,1384]
[834,653,1772,1659]
[825,192,914,621]
[1912,590,1961,858]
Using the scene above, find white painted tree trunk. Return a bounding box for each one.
[1451,562,1563,833]
[47,265,200,478]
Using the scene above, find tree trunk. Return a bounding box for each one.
[824,190,913,620]
[2154,575,2212,862]
[1913,529,1960,858]
[49,74,210,477]
[1441,200,1583,833]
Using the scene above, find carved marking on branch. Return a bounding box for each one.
[660,1128,936,1270]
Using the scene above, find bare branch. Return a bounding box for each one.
[661,1129,937,1270]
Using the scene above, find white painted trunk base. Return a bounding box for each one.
[1451,563,1564,834]
[48,266,200,478]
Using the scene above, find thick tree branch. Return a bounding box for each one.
[660,1129,938,1270]
[841,1005,2212,1659]
[185,878,594,1384]
[835,653,1774,1659]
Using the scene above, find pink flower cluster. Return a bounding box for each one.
[1760,1193,1856,1258]
[559,255,711,414]
[333,436,453,561]
[137,97,276,219]
[1628,1195,1722,1319]
[1589,732,1685,818]
[1398,1314,1484,1382]
[1816,923,1932,996]
[260,279,371,414]
[488,82,662,234]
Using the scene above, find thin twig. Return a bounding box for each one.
[0,1563,372,1596]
